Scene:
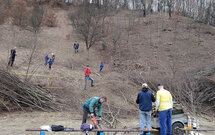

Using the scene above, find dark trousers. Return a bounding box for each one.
[100,67,103,72]
[159,109,172,135]
[82,106,96,124]
[49,64,52,69]
[8,58,15,67]
[82,106,90,124]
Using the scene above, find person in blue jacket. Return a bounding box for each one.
[100,61,104,72]
[74,41,79,53]
[136,83,155,135]
[45,55,49,65]
[48,59,53,69]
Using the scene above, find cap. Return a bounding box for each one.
[157,83,163,86]
[142,83,148,87]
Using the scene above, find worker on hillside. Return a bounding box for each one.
[136,83,155,135]
[74,41,79,53]
[45,55,49,65]
[156,83,173,135]
[48,59,53,69]
[82,96,107,124]
[100,61,104,72]
[84,65,94,90]
[51,53,55,63]
[8,47,16,67]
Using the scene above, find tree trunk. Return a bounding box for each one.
[25,29,37,81]
[86,48,89,60]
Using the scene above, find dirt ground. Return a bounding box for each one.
[0,112,215,135]
[0,8,215,135]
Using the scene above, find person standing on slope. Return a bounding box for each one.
[51,53,55,63]
[136,83,155,135]
[48,59,53,69]
[100,61,104,72]
[45,55,49,65]
[74,41,79,53]
[8,47,17,67]
[156,83,173,135]
[84,65,94,90]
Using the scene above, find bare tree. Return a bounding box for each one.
[10,0,29,27]
[167,0,173,18]
[140,0,146,17]
[0,2,5,24]
[25,4,44,80]
[69,3,108,60]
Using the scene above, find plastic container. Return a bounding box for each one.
[196,119,200,129]
[193,119,197,129]
[188,117,192,130]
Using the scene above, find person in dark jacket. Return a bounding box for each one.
[74,41,79,53]
[48,59,53,69]
[8,47,16,67]
[136,83,155,135]
[82,96,107,124]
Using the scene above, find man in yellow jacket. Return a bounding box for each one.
[156,83,173,135]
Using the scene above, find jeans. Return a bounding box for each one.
[159,109,172,135]
[84,77,94,90]
[139,110,152,135]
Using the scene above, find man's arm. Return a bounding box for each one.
[151,93,156,102]
[98,104,102,117]
[155,92,160,110]
[89,99,97,114]
[170,94,173,108]
[136,94,139,104]
[84,69,87,76]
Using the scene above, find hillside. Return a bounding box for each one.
[0,7,215,135]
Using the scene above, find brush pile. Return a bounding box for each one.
[0,69,62,112]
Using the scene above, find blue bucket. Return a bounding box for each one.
[40,131,46,135]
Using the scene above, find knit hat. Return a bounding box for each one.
[142,83,148,87]
[157,83,163,86]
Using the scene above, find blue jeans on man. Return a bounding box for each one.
[159,109,172,135]
[139,110,151,135]
[84,76,94,90]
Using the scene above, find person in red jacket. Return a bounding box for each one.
[84,65,94,90]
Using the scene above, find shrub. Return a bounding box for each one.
[49,0,65,8]
[11,0,29,27]
[43,9,57,27]
[0,5,5,24]
[102,40,107,50]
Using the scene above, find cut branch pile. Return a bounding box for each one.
[0,69,62,112]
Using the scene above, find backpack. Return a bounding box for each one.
[51,125,64,131]
[81,123,93,131]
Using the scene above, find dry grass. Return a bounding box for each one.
[0,9,215,133]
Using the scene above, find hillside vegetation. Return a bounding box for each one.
[0,1,215,133]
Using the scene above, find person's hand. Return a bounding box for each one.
[99,117,102,121]
[90,113,94,117]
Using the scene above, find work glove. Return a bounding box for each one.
[90,113,94,117]
[98,116,102,121]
